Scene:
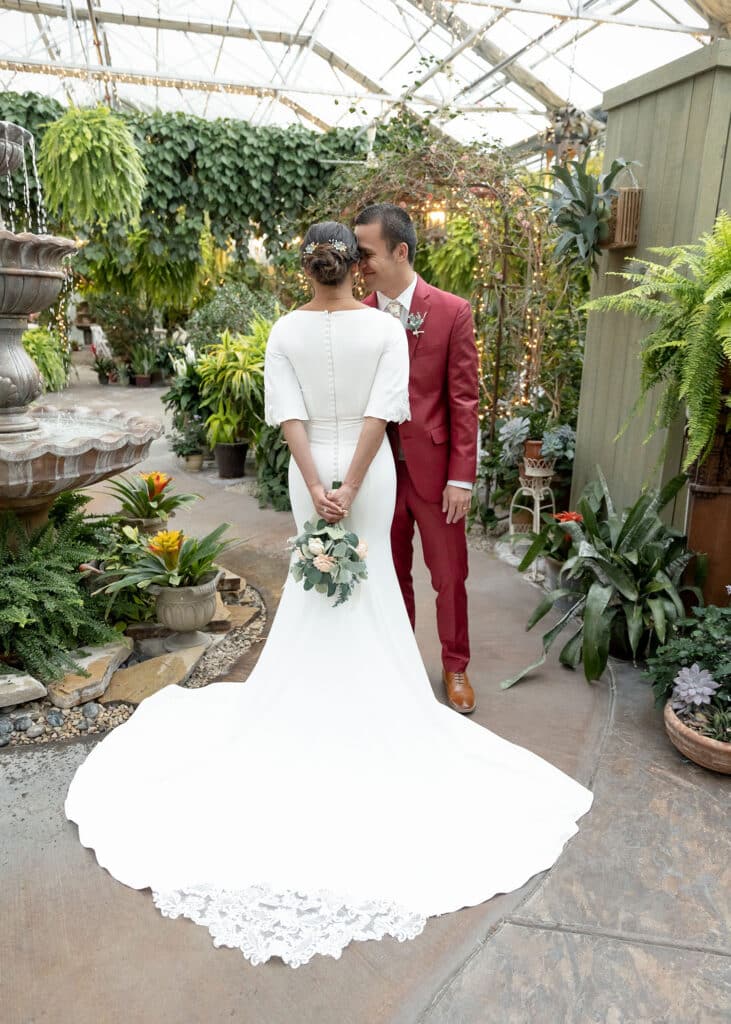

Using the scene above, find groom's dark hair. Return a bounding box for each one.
[354,203,417,265]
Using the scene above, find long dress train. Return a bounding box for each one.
[65,308,592,967]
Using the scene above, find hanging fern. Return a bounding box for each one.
[586,211,731,469]
[38,104,146,228]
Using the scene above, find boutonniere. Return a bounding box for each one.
[406,311,427,337]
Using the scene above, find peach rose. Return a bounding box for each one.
[355,541,368,559]
[313,553,336,573]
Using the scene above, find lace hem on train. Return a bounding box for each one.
[152,883,427,968]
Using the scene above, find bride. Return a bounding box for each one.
[65,221,593,969]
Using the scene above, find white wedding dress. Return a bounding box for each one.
[65,308,593,968]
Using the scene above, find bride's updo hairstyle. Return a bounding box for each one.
[301,221,360,285]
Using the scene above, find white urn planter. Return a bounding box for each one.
[149,569,222,651]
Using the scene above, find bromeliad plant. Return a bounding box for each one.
[96,523,239,594]
[106,472,198,523]
[504,469,705,686]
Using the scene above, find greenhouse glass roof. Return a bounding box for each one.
[0,0,723,149]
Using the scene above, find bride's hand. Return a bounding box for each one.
[309,483,346,523]
[327,482,358,516]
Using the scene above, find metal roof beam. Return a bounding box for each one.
[433,0,717,37]
[403,0,595,117]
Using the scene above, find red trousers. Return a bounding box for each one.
[391,460,470,672]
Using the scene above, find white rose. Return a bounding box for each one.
[308,537,325,556]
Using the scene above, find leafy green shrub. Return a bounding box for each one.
[0,503,118,682]
[21,326,68,392]
[585,211,731,469]
[426,217,479,298]
[505,470,705,686]
[84,291,154,362]
[254,423,292,511]
[184,281,278,349]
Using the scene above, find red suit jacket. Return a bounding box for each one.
[364,277,479,503]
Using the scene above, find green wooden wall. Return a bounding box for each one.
[571,40,731,526]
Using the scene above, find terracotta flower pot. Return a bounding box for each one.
[134,374,152,387]
[663,702,731,775]
[524,439,543,460]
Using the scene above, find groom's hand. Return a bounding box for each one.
[442,484,471,525]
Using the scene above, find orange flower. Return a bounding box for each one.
[141,471,172,497]
[553,511,583,523]
[148,529,184,569]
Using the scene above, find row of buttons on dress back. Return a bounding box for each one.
[324,312,339,485]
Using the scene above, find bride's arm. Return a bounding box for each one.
[280,419,346,523]
[328,417,387,510]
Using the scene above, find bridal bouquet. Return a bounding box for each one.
[289,518,368,606]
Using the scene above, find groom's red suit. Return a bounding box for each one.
[364,276,479,672]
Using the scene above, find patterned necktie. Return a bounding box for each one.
[385,299,402,322]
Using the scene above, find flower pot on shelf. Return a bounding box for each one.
[134,374,152,387]
[522,440,556,481]
[148,570,222,651]
[663,702,731,775]
[214,441,248,479]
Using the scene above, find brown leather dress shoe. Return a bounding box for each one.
[442,670,476,714]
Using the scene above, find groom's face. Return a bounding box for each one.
[355,222,406,295]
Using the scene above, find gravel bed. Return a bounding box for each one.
[0,585,268,747]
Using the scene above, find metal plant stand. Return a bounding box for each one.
[509,459,556,582]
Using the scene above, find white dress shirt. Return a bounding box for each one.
[377,277,472,492]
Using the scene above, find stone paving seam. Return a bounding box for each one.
[502,917,731,959]
[414,668,618,1023]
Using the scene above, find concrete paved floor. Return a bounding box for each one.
[2,367,729,1023]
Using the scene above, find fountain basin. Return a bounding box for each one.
[0,122,32,176]
[0,230,77,314]
[0,404,163,525]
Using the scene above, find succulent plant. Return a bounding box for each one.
[670,663,719,712]
[498,417,531,467]
[541,424,576,462]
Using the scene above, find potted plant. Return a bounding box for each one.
[539,149,638,272]
[129,341,157,386]
[646,603,731,773]
[95,523,239,650]
[106,472,198,533]
[91,353,115,385]
[169,420,207,472]
[504,469,705,687]
[161,349,206,431]
[38,104,146,229]
[197,322,269,479]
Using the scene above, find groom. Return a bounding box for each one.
[354,204,480,713]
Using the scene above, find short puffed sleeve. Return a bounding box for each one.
[363,317,411,423]
[264,321,309,427]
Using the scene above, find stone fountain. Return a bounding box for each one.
[0,120,161,528]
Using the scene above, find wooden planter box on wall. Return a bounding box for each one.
[601,188,644,249]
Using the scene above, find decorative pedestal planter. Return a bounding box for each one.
[149,570,223,651]
[664,702,731,775]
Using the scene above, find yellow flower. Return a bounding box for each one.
[141,471,172,497]
[148,530,184,569]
